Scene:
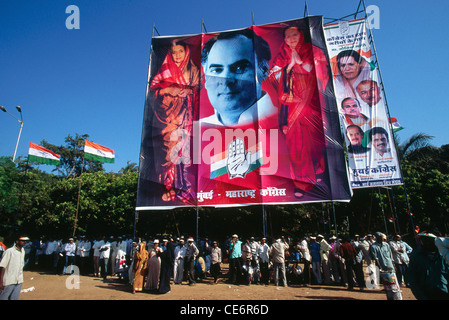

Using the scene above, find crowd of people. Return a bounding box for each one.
[1,229,449,300]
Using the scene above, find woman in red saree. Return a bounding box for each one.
[150,40,200,202]
[269,26,329,198]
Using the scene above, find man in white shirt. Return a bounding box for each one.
[63,238,77,275]
[45,237,59,272]
[256,237,270,285]
[99,238,111,280]
[200,29,276,127]
[0,236,29,300]
[269,237,289,287]
[78,236,91,275]
[370,127,392,158]
[173,239,187,284]
[92,236,105,277]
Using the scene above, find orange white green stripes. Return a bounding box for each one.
[389,117,404,133]
[28,142,60,165]
[84,140,115,163]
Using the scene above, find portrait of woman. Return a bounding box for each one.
[269,25,329,198]
[149,40,200,202]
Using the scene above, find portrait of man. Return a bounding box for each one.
[370,126,391,157]
[356,79,382,107]
[341,97,370,128]
[346,124,370,154]
[334,49,371,99]
[200,29,277,126]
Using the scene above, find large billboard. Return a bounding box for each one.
[323,18,403,188]
[136,16,352,210]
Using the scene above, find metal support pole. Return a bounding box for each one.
[196,206,199,243]
[73,156,85,237]
[378,188,388,235]
[13,121,24,162]
[332,201,338,237]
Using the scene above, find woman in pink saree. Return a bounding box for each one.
[269,26,329,198]
[150,40,200,202]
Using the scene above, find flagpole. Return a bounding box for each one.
[196,206,199,243]
[378,187,388,235]
[332,201,338,238]
[73,155,85,237]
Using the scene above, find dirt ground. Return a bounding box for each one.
[18,265,416,301]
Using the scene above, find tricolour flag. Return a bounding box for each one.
[28,142,61,165]
[84,140,115,163]
[389,117,404,133]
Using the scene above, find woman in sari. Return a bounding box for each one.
[150,40,200,203]
[269,25,329,198]
[132,242,148,294]
[145,240,163,291]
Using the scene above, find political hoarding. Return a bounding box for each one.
[136,16,352,210]
[323,18,403,189]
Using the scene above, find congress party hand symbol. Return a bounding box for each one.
[227,138,251,179]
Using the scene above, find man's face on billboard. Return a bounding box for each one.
[347,126,363,146]
[372,133,389,154]
[203,35,258,123]
[357,82,381,106]
[342,98,361,118]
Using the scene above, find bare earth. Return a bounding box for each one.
[19,266,416,301]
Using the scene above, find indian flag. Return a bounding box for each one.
[84,140,115,163]
[28,142,61,165]
[389,117,404,133]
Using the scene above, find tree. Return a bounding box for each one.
[40,133,104,177]
[396,132,434,160]
[119,161,138,174]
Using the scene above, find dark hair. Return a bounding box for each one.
[282,24,312,43]
[337,50,363,71]
[341,97,361,109]
[369,127,389,142]
[201,28,271,81]
[346,124,364,136]
[169,40,188,53]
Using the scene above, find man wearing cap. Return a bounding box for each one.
[408,232,449,300]
[317,235,332,285]
[370,232,395,272]
[257,237,270,285]
[241,239,253,285]
[63,238,77,275]
[227,234,243,285]
[185,238,199,286]
[389,234,411,287]
[206,241,222,284]
[358,235,378,288]
[99,237,111,280]
[173,239,186,284]
[269,236,289,287]
[78,236,92,276]
[0,236,29,300]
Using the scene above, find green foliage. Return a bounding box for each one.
[41,133,104,177]
[1,132,448,243]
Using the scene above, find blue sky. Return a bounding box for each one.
[1,0,448,173]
